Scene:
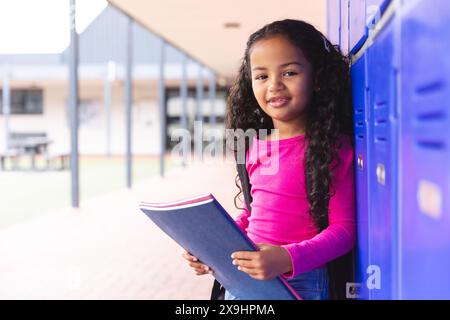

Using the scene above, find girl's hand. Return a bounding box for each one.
[182,250,214,276]
[231,243,293,280]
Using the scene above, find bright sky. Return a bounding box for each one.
[0,0,107,54]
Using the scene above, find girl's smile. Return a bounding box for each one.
[267,96,292,108]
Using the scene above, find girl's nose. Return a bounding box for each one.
[268,77,285,91]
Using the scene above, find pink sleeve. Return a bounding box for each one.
[281,137,356,279]
[234,207,251,234]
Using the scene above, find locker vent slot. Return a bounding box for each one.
[416,111,446,122]
[374,102,387,110]
[415,80,445,96]
[416,140,445,150]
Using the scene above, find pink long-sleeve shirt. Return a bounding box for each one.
[234,133,356,279]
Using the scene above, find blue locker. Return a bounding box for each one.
[399,0,450,299]
[351,53,371,300]
[349,0,367,54]
[327,0,341,46]
[367,17,398,300]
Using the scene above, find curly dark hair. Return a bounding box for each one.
[225,19,353,230]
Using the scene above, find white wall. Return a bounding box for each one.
[0,79,225,156]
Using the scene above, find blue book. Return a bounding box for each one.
[139,193,300,300]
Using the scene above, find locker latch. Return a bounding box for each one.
[376,163,386,185]
[358,155,364,170]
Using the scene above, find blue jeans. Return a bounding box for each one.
[224,267,329,300]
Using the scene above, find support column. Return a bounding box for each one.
[208,71,217,157]
[195,64,203,161]
[180,53,188,167]
[209,72,216,126]
[104,60,115,158]
[69,0,79,207]
[2,65,10,152]
[125,17,133,188]
[158,39,166,177]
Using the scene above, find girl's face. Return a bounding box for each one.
[249,35,314,132]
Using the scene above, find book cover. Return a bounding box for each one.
[139,193,300,300]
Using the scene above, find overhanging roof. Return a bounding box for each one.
[107,0,326,84]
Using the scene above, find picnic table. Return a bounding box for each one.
[8,137,53,170]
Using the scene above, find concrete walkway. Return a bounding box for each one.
[0,158,240,299]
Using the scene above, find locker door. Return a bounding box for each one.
[400,0,450,299]
[367,17,398,300]
[351,53,371,300]
[327,0,341,46]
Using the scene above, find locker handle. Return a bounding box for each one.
[376,163,385,185]
[417,180,442,220]
[357,155,364,170]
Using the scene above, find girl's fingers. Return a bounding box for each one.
[183,251,213,275]
[232,259,256,269]
[231,251,254,260]
[182,251,198,262]
[194,266,214,275]
[194,267,206,273]
[237,265,258,276]
[189,261,207,269]
[195,270,208,275]
[188,261,213,272]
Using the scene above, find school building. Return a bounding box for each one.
[0,5,228,156]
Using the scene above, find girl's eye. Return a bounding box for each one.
[254,71,297,81]
[283,71,297,77]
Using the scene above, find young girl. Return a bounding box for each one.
[183,19,355,300]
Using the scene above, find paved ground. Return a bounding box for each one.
[0,158,240,299]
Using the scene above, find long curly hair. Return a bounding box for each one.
[225,19,353,230]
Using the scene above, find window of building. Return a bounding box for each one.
[165,86,228,150]
[0,89,44,114]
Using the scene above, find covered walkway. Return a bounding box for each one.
[0,159,238,299]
